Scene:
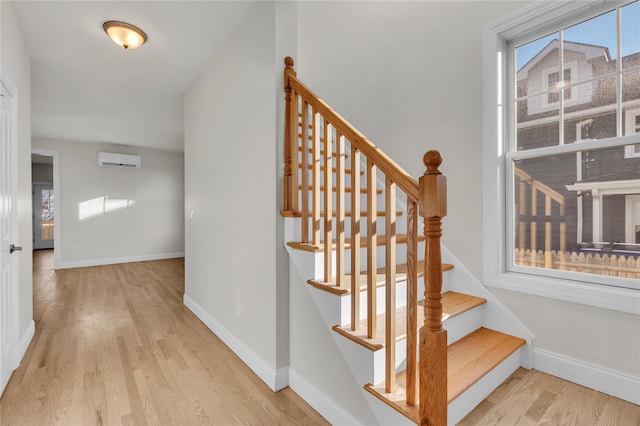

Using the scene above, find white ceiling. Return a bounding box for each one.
[12,1,256,152]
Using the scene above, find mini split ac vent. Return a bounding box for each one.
[98,152,141,169]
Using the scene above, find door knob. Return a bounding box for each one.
[10,244,22,253]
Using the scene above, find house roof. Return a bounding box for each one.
[517,40,610,79]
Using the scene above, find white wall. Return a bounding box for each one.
[297,1,533,279]
[490,288,639,376]
[1,0,34,354]
[296,0,638,392]
[183,2,288,390]
[32,138,184,268]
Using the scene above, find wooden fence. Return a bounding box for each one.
[514,249,640,279]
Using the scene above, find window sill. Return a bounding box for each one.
[486,271,640,314]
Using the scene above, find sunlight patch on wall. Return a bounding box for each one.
[78,196,136,221]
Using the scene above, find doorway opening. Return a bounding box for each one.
[31,150,60,267]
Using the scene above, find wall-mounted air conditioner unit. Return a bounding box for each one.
[98,152,142,169]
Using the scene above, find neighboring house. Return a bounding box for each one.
[514,40,640,257]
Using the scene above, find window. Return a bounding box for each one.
[624,108,640,157]
[546,67,571,104]
[483,0,640,311]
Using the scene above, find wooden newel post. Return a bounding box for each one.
[283,56,297,211]
[418,150,447,426]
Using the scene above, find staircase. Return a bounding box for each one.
[281,57,532,425]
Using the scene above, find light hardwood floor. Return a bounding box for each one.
[1,251,328,425]
[1,250,638,425]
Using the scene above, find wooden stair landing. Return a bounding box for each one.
[306,165,365,176]
[306,261,454,296]
[363,328,526,422]
[287,234,426,253]
[280,210,402,218]
[298,184,383,194]
[332,291,486,351]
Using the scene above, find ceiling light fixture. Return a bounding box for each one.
[103,21,147,50]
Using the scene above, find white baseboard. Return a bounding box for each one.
[289,369,360,426]
[533,348,640,405]
[55,252,184,269]
[16,320,35,369]
[183,294,287,392]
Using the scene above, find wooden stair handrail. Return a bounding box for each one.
[283,56,448,426]
[283,57,419,205]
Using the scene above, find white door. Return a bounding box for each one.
[33,184,54,250]
[0,82,19,395]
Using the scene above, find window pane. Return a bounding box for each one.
[516,33,558,97]
[517,93,559,149]
[563,11,616,83]
[564,77,616,144]
[513,148,640,276]
[41,189,54,241]
[621,1,640,71]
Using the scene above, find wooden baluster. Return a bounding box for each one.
[301,101,310,243]
[324,122,333,282]
[560,201,566,252]
[385,178,397,393]
[283,57,297,211]
[418,150,447,426]
[519,181,526,250]
[405,199,418,406]
[336,132,346,287]
[530,188,537,266]
[312,110,321,245]
[351,145,361,330]
[544,195,552,268]
[367,159,377,339]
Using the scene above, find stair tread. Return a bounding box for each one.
[332,291,487,351]
[364,327,526,422]
[287,234,426,253]
[307,260,454,296]
[280,210,402,218]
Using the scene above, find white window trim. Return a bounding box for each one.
[483,0,640,314]
[624,108,640,158]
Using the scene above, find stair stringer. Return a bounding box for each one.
[441,244,535,368]
[287,242,380,425]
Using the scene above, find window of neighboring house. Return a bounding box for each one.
[483,0,640,309]
[546,67,572,105]
[626,195,640,243]
[624,108,640,158]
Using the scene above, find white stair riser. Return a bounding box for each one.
[445,305,484,345]
[372,307,486,383]
[337,301,487,388]
[322,243,425,277]
[340,279,409,326]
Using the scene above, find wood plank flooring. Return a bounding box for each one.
[2,250,639,425]
[0,250,328,426]
[461,367,640,425]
